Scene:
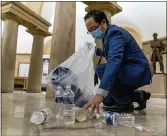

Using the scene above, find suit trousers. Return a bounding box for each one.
[96,64,146,106]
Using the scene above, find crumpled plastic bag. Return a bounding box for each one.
[47,42,97,107]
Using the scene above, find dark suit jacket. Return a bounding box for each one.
[96,24,152,91]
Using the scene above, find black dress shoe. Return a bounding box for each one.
[103,103,134,113]
[134,92,151,111]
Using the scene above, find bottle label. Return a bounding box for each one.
[63,97,75,104]
[106,112,115,125]
[55,97,63,103]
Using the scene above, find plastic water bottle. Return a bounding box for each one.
[63,85,75,124]
[97,112,135,127]
[116,113,135,127]
[30,108,51,125]
[55,86,64,119]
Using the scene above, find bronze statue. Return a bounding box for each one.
[150,33,166,74]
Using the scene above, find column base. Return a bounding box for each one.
[140,73,166,98]
[1,88,13,93]
[26,89,41,93]
[46,87,55,98]
[151,94,166,99]
[1,91,13,93]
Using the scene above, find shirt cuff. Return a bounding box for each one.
[96,88,109,97]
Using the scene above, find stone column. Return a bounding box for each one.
[46,2,76,98]
[2,19,19,93]
[26,30,44,93]
[84,2,122,67]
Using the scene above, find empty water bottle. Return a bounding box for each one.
[30,108,52,125]
[96,112,135,127]
[63,85,75,124]
[116,113,135,127]
[55,86,64,119]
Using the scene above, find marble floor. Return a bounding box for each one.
[2,91,166,136]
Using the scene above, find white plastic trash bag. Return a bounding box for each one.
[47,42,97,107]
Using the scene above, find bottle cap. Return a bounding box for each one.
[66,85,71,89]
[30,116,37,124]
[56,86,62,90]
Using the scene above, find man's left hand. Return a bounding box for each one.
[83,94,103,114]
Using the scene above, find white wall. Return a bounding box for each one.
[40,2,56,23]
[75,2,95,51]
[1,2,166,53]
[112,2,166,41]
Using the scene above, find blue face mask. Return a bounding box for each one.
[90,27,104,39]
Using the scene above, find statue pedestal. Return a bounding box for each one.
[140,73,166,98]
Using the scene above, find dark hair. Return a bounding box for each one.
[153,33,158,36]
[84,10,109,25]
